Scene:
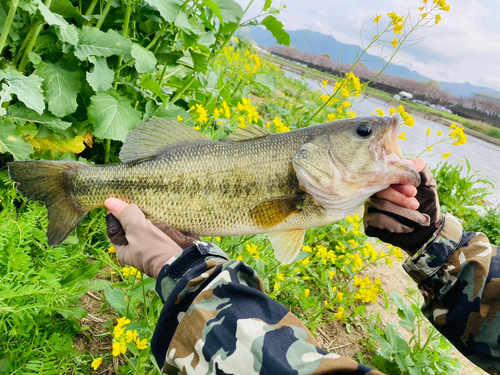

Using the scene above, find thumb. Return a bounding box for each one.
[105,198,130,218]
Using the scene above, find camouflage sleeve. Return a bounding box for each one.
[403,213,500,374]
[151,240,383,375]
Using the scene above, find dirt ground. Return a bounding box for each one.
[314,256,485,375]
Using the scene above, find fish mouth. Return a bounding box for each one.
[382,114,421,187]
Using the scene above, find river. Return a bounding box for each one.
[283,70,500,205]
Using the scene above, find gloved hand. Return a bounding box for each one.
[105,198,199,278]
[363,159,442,255]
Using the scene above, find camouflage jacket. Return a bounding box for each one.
[151,213,499,374]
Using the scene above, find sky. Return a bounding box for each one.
[236,0,500,92]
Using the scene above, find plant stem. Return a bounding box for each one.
[13,28,33,64]
[169,75,196,103]
[95,0,114,29]
[104,139,111,164]
[0,0,20,54]
[140,274,149,326]
[84,0,99,16]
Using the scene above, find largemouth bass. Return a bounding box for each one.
[8,115,419,263]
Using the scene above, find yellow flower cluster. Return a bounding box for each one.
[273,116,290,133]
[390,105,415,126]
[334,306,345,319]
[246,243,260,259]
[434,0,450,12]
[236,97,260,126]
[353,276,382,303]
[449,123,467,145]
[244,52,262,74]
[122,266,141,279]
[91,357,102,370]
[112,317,148,357]
[195,104,208,123]
[387,11,405,34]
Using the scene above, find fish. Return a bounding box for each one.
[8,115,420,263]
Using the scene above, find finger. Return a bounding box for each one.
[391,184,417,198]
[405,158,427,173]
[376,186,420,210]
[105,198,130,218]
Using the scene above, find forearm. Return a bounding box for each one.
[403,213,500,373]
[152,241,382,375]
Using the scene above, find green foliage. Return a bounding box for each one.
[465,207,500,246]
[367,291,461,375]
[432,159,493,223]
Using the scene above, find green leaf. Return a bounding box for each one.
[143,0,181,23]
[74,26,133,60]
[56,305,88,320]
[263,0,272,11]
[59,261,101,289]
[35,60,82,118]
[28,52,42,65]
[174,11,204,36]
[252,73,275,91]
[104,284,126,316]
[216,0,243,24]
[131,44,157,73]
[0,69,45,115]
[261,15,290,46]
[86,56,114,92]
[190,50,208,72]
[154,102,189,120]
[0,118,33,160]
[88,91,142,141]
[8,103,72,133]
[37,1,79,45]
[139,74,168,103]
[202,0,223,24]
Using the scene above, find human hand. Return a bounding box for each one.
[363,159,442,255]
[105,198,199,278]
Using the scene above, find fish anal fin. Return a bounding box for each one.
[119,118,210,164]
[250,195,305,229]
[223,124,270,141]
[268,229,306,264]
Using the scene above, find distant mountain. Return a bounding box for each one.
[245,27,500,98]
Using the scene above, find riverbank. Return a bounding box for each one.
[260,52,500,146]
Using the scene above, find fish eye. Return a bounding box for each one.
[355,123,372,138]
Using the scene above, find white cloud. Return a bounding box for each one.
[237,0,500,91]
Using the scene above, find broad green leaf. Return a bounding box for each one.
[190,50,208,72]
[197,30,216,47]
[139,74,168,103]
[37,2,79,44]
[253,73,275,91]
[0,118,34,160]
[263,0,272,11]
[56,305,88,320]
[216,0,243,24]
[50,0,85,20]
[202,0,223,24]
[28,52,42,65]
[104,284,126,316]
[74,26,133,60]
[29,134,87,154]
[261,15,290,46]
[131,44,157,73]
[35,60,82,117]
[60,261,101,288]
[86,56,114,92]
[88,91,142,141]
[8,103,72,133]
[154,103,189,120]
[143,0,181,23]
[0,69,45,114]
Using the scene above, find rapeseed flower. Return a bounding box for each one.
[91,358,102,370]
[177,115,183,121]
[373,14,381,23]
[108,246,115,253]
[442,152,451,159]
[334,306,345,319]
[374,108,385,116]
[391,37,398,48]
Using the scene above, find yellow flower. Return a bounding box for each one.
[222,101,231,118]
[426,128,430,137]
[91,358,102,370]
[232,37,239,43]
[442,152,451,159]
[336,292,344,301]
[321,94,330,102]
[122,267,141,279]
[273,116,290,133]
[421,12,427,18]
[136,338,148,350]
[327,113,336,121]
[177,115,183,121]
[332,286,337,293]
[398,132,406,141]
[389,108,396,116]
[374,108,385,116]
[236,255,243,260]
[391,37,398,48]
[193,125,200,131]
[112,341,122,357]
[117,317,131,327]
[114,325,125,339]
[373,14,381,23]
[195,104,208,123]
[108,246,115,253]
[336,106,343,114]
[341,101,351,108]
[302,245,312,252]
[435,13,442,24]
[427,146,433,151]
[214,108,221,120]
[328,270,335,279]
[304,289,310,298]
[216,237,221,242]
[277,273,284,282]
[246,243,260,259]
[125,330,138,343]
[274,282,280,292]
[334,306,345,319]
[437,130,442,136]
[322,80,328,88]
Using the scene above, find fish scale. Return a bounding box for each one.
[8,116,420,263]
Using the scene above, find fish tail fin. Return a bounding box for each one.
[8,161,89,246]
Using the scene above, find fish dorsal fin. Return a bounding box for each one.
[224,124,270,141]
[268,229,306,264]
[250,195,305,229]
[120,117,210,163]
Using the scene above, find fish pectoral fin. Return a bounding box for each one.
[268,229,306,264]
[250,195,305,229]
[119,117,211,163]
[222,124,270,141]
